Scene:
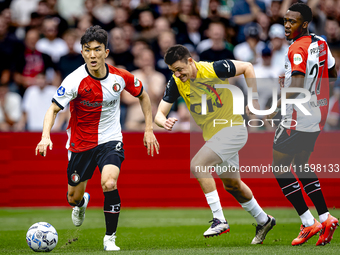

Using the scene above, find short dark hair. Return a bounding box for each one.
[288,2,313,23]
[80,25,108,49]
[164,45,192,65]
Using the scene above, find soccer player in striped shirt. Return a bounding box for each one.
[35,26,159,251]
[268,3,338,246]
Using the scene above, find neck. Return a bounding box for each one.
[190,61,198,79]
[88,64,107,79]
[293,31,309,41]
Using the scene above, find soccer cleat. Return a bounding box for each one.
[72,192,90,227]
[104,234,120,251]
[291,219,322,246]
[203,218,230,238]
[251,215,276,244]
[316,214,339,246]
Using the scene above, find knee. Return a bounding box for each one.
[102,178,117,192]
[223,179,242,194]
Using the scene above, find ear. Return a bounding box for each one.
[105,48,110,58]
[302,21,308,29]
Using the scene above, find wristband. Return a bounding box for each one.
[252,92,259,100]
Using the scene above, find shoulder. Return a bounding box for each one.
[61,64,88,87]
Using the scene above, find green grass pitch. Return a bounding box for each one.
[0,208,339,254]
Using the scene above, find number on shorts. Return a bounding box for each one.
[274,125,285,143]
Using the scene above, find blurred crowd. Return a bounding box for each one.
[0,0,339,133]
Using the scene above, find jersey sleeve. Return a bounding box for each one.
[288,45,307,76]
[121,69,143,97]
[162,77,180,103]
[52,75,78,110]
[212,59,236,78]
[327,44,336,69]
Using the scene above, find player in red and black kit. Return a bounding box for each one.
[35,26,159,251]
[267,3,338,246]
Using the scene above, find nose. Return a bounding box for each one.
[90,50,95,58]
[174,71,181,77]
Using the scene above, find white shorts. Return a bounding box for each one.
[204,125,248,174]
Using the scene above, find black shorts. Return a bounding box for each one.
[273,125,320,155]
[67,141,125,186]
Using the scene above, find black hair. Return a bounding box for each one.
[80,25,108,49]
[288,2,313,23]
[164,45,192,65]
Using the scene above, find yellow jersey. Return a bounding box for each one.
[163,60,244,141]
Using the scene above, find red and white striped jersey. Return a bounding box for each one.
[283,34,335,132]
[53,64,143,152]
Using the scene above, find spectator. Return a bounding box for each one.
[113,7,129,28]
[0,83,22,131]
[268,23,288,75]
[172,0,198,35]
[0,16,12,86]
[14,28,56,96]
[199,22,234,62]
[154,30,176,80]
[44,0,69,37]
[57,29,84,81]
[122,48,166,130]
[36,16,69,63]
[325,17,340,50]
[201,0,237,45]
[92,0,115,31]
[269,0,284,26]
[108,27,134,71]
[233,22,265,64]
[177,14,202,52]
[16,72,68,132]
[231,0,266,43]
[10,0,40,27]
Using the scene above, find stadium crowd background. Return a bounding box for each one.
[0,0,339,133]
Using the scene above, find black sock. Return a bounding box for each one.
[297,170,328,216]
[77,197,85,207]
[104,190,121,235]
[275,172,309,216]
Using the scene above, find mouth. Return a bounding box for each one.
[90,61,97,67]
[285,30,291,37]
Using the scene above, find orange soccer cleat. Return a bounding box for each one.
[316,214,339,246]
[291,219,322,246]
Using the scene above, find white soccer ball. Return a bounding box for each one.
[26,222,58,252]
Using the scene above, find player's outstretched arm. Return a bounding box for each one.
[230,60,260,115]
[155,100,178,131]
[35,102,62,157]
[138,90,159,157]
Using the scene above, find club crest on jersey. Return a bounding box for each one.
[71,172,80,183]
[293,54,303,65]
[113,83,121,92]
[57,86,65,96]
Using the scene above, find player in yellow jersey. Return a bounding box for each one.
[155,45,275,244]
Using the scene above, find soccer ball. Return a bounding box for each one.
[26,222,58,252]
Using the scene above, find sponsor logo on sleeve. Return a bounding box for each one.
[134,77,140,87]
[57,86,65,96]
[293,54,303,65]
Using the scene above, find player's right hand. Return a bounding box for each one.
[35,137,53,157]
[163,117,178,131]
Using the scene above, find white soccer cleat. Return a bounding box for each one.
[72,192,90,227]
[104,234,120,251]
[251,215,276,244]
[203,218,230,238]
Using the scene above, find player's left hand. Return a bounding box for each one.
[245,100,260,116]
[143,131,159,157]
[35,136,53,157]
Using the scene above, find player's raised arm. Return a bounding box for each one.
[35,102,62,157]
[155,100,178,131]
[138,89,159,157]
[230,60,260,115]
